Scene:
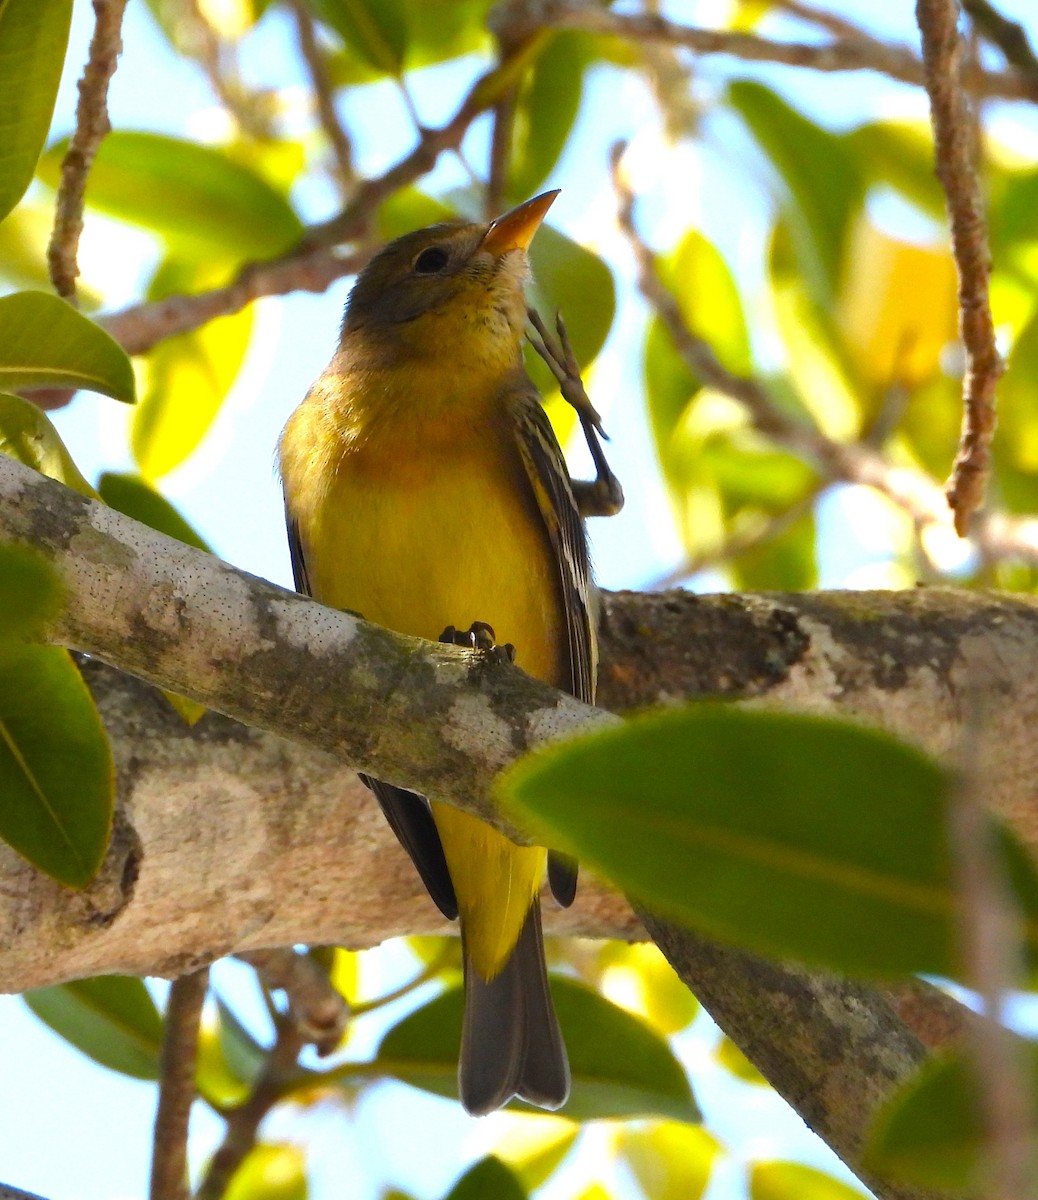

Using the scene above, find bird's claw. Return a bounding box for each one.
[439,621,516,665]
[527,307,607,438]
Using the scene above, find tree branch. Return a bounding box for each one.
[916,0,1004,536]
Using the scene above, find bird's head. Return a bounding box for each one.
[341,191,558,367]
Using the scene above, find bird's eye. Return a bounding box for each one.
[413,246,450,274]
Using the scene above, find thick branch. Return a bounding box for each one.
[4,457,1038,993]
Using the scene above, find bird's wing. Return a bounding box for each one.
[284,506,459,921]
[511,388,597,908]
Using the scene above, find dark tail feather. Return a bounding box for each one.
[459,904,570,1116]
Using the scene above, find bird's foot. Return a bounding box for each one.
[439,621,516,666]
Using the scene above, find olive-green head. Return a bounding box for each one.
[341,192,558,361]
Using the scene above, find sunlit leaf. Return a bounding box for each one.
[769,219,862,440]
[730,80,865,304]
[38,132,302,264]
[864,1044,1038,1194]
[309,0,407,76]
[645,230,752,505]
[0,205,100,305]
[507,32,593,204]
[492,1119,578,1191]
[500,705,1038,980]
[714,1035,768,1086]
[992,311,1038,513]
[837,216,958,395]
[0,392,98,496]
[444,1157,526,1200]
[0,0,72,223]
[751,1160,868,1200]
[401,0,492,69]
[729,509,818,592]
[375,976,698,1121]
[132,260,254,480]
[597,942,699,1035]
[0,293,135,403]
[225,1144,308,1200]
[0,543,64,645]
[619,1122,720,1200]
[24,976,162,1079]
[0,644,113,886]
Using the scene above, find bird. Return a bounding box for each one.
[279,190,618,1115]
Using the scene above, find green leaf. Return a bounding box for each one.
[729,509,818,592]
[98,472,211,552]
[225,1145,308,1200]
[0,392,98,496]
[620,1122,720,1200]
[401,0,492,69]
[993,311,1038,512]
[0,543,64,644]
[730,81,865,304]
[309,0,408,76]
[864,1044,1038,1195]
[0,0,72,223]
[0,644,113,886]
[23,976,163,1079]
[526,225,615,398]
[495,1124,578,1191]
[500,706,1038,980]
[375,976,698,1121]
[377,189,456,241]
[444,1157,526,1200]
[843,120,945,219]
[38,132,303,264]
[507,32,592,205]
[645,230,752,500]
[751,1161,868,1200]
[0,292,136,403]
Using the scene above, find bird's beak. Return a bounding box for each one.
[482,190,559,256]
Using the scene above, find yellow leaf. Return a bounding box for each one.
[838,217,959,392]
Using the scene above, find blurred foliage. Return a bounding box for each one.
[4,0,1038,1198]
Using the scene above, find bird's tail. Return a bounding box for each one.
[458,902,570,1116]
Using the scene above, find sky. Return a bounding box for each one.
[3,0,1038,1197]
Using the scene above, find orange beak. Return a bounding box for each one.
[481,190,559,256]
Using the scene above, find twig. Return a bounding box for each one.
[767,0,869,41]
[916,0,1003,536]
[287,0,357,193]
[237,949,348,1055]
[527,308,625,517]
[487,87,518,218]
[947,681,1036,1200]
[151,969,210,1200]
[46,0,128,302]
[537,0,1038,102]
[194,1016,306,1200]
[181,0,274,141]
[962,0,1038,79]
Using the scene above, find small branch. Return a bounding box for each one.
[287,0,357,194]
[151,969,210,1200]
[237,949,348,1055]
[916,0,1004,536]
[768,0,870,41]
[487,87,518,218]
[181,0,274,140]
[46,0,128,302]
[0,1188,51,1200]
[962,0,1038,79]
[101,245,370,357]
[536,0,1038,101]
[194,1017,305,1200]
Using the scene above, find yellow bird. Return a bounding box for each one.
[279,191,617,1114]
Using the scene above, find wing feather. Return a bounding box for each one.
[511,388,597,907]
